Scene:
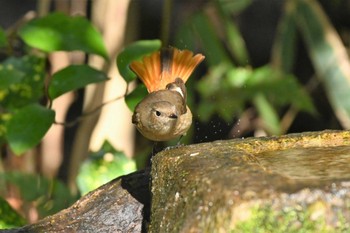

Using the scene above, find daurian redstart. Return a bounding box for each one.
[130,47,205,141]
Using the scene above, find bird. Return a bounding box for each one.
[130,47,205,141]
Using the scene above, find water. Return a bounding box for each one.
[257,146,350,181]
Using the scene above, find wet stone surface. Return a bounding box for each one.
[258,146,350,181]
[150,130,350,232]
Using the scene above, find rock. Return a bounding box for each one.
[150,130,350,232]
[3,130,350,232]
[0,169,150,233]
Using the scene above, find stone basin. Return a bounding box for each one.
[150,130,350,232]
[259,146,350,181]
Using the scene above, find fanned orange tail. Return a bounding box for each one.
[130,47,205,93]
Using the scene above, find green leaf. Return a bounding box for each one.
[125,84,148,112]
[216,2,250,65]
[272,3,297,72]
[225,20,250,65]
[174,22,196,50]
[117,40,161,83]
[192,13,230,66]
[293,0,350,127]
[77,140,136,195]
[48,65,109,99]
[244,66,315,113]
[1,172,77,217]
[1,172,48,202]
[1,55,46,109]
[196,65,315,123]
[0,196,26,228]
[0,114,9,146]
[197,63,232,98]
[196,65,247,122]
[0,27,7,48]
[6,104,55,155]
[218,0,252,15]
[254,94,281,135]
[225,67,252,88]
[19,12,108,59]
[0,66,24,89]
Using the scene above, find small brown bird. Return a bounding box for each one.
[130,47,205,141]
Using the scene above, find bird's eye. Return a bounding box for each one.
[155,110,161,116]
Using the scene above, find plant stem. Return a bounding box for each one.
[161,0,173,46]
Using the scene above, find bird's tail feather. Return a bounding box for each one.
[130,47,205,93]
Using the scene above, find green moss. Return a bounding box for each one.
[233,204,346,233]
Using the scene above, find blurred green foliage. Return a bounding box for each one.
[48,65,108,100]
[117,39,161,111]
[171,0,350,134]
[77,141,137,195]
[0,11,111,228]
[197,65,314,122]
[6,104,55,155]
[120,0,350,137]
[0,196,26,229]
[171,0,316,135]
[0,27,7,48]
[0,55,46,110]
[19,12,108,59]
[0,12,108,155]
[125,84,148,111]
[117,39,161,83]
[292,0,350,128]
[0,172,77,218]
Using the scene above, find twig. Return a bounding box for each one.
[54,83,130,127]
[161,0,173,46]
[280,75,320,134]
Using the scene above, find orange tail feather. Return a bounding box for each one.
[130,47,205,93]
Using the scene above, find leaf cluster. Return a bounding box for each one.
[0,12,109,154]
[1,172,77,218]
[173,4,314,135]
[77,140,136,195]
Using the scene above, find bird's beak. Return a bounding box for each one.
[169,113,178,119]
